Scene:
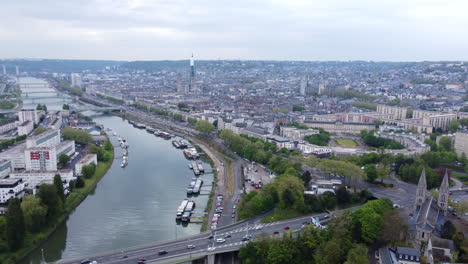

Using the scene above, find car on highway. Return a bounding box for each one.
[208,234,214,239]
[138,258,146,261]
[216,238,226,243]
[224,234,231,238]
[283,226,290,230]
[81,260,91,264]
[120,255,128,259]
[208,247,215,251]
[187,244,196,249]
[158,250,168,255]
[273,231,279,235]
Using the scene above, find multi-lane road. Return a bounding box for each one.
[57,213,329,264]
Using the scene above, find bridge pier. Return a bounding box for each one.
[206,254,215,264]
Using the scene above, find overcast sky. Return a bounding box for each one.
[1,0,467,61]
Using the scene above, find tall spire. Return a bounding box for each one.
[414,168,427,211]
[438,170,449,215]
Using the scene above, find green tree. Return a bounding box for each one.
[335,186,351,205]
[21,195,47,233]
[459,118,468,127]
[194,120,215,134]
[62,126,93,145]
[439,136,453,151]
[449,119,460,133]
[89,145,106,161]
[75,177,85,188]
[364,164,377,183]
[239,241,261,264]
[62,104,70,110]
[103,140,113,151]
[37,184,62,220]
[6,198,25,251]
[344,244,369,264]
[380,210,407,246]
[441,220,456,239]
[58,153,70,167]
[292,105,305,112]
[81,162,97,179]
[54,174,65,202]
[377,166,391,184]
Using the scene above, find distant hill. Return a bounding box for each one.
[0,59,126,73]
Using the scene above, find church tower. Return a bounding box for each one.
[438,170,449,216]
[414,168,427,211]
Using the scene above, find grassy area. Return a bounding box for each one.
[201,156,217,232]
[0,144,114,264]
[334,138,359,147]
[261,208,304,223]
[452,172,468,185]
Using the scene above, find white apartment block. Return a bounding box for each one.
[0,121,18,133]
[55,140,75,158]
[376,105,407,120]
[280,126,319,140]
[17,121,34,136]
[0,178,26,204]
[75,154,97,175]
[0,143,27,169]
[26,129,60,148]
[455,132,468,157]
[9,170,74,191]
[422,114,457,132]
[25,147,57,171]
[18,109,39,125]
[0,160,12,178]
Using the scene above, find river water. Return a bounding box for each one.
[18,78,212,263]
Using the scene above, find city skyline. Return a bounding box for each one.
[1,0,468,61]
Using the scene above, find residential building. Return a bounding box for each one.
[18,109,39,125]
[9,170,74,191]
[17,121,34,136]
[26,129,60,148]
[421,114,457,131]
[454,131,468,157]
[280,126,319,140]
[303,120,374,135]
[55,140,76,159]
[75,154,97,175]
[0,160,11,178]
[25,147,57,171]
[0,178,26,204]
[0,121,18,133]
[377,105,407,120]
[0,143,27,169]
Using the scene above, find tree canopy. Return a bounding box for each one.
[62,126,93,145]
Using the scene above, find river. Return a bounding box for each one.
[18,78,213,263]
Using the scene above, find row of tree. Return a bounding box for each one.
[1,175,68,252]
[239,198,400,264]
[360,130,404,149]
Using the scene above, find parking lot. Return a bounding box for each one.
[244,162,275,193]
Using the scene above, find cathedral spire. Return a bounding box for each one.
[438,170,449,215]
[414,168,427,211]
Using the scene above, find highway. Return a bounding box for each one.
[57,213,329,264]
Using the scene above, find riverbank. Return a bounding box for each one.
[114,112,228,231]
[0,138,114,264]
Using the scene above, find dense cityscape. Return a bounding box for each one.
[1,0,468,264]
[0,58,466,264]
